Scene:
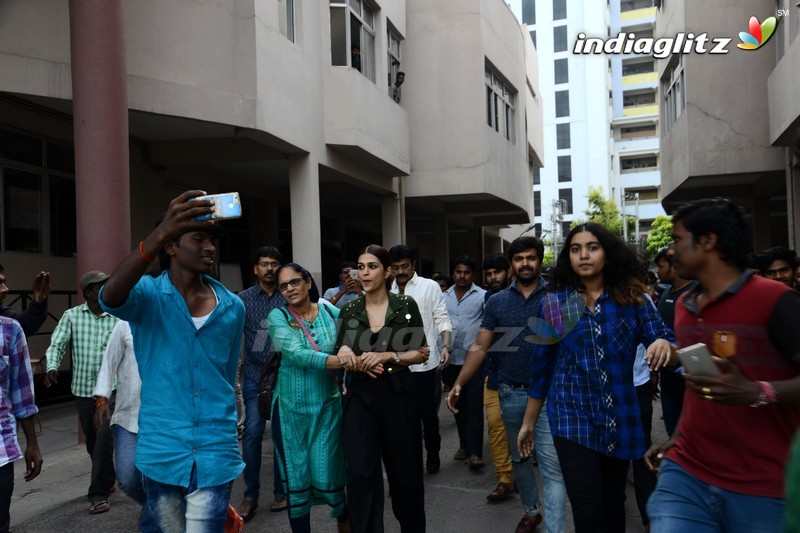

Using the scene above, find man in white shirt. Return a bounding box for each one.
[389,245,452,474]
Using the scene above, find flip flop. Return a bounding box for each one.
[271,495,288,512]
[89,500,110,514]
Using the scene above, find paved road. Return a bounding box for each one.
[10,398,665,532]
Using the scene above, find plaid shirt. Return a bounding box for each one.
[530,288,673,460]
[238,285,284,383]
[45,304,119,397]
[0,317,39,468]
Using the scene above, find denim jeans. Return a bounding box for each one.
[498,383,566,533]
[112,425,146,505]
[648,459,786,533]
[141,465,233,533]
[242,377,282,501]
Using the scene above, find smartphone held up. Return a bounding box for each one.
[192,192,242,221]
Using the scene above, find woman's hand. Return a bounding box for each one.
[646,339,675,371]
[358,351,390,374]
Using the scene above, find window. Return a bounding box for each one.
[534,223,542,237]
[621,0,652,11]
[330,0,376,82]
[562,221,572,238]
[558,188,573,215]
[0,127,76,256]
[620,125,657,139]
[387,25,402,99]
[522,0,535,25]
[534,191,542,217]
[623,91,656,107]
[663,56,685,132]
[621,155,658,171]
[533,164,540,185]
[556,123,571,149]
[557,156,571,182]
[553,0,567,20]
[555,91,570,117]
[554,26,568,52]
[486,66,517,143]
[531,30,537,47]
[622,59,655,76]
[554,59,569,84]
[278,0,295,42]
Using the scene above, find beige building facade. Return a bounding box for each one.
[0,0,541,329]
[656,0,798,251]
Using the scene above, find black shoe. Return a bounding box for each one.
[426,453,441,474]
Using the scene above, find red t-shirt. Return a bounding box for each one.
[666,273,800,498]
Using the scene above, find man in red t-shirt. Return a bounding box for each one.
[645,198,800,532]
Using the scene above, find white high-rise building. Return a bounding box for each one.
[507,0,613,252]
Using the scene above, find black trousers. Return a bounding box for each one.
[0,462,13,533]
[554,437,629,533]
[76,394,116,504]
[444,365,484,456]
[632,381,658,526]
[343,372,425,533]
[408,368,441,456]
[659,368,685,437]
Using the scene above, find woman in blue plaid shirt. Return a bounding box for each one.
[518,222,675,533]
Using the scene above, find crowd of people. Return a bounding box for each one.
[0,192,799,532]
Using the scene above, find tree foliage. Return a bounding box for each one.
[645,215,673,257]
[571,186,634,237]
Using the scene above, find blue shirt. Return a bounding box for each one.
[238,285,284,383]
[444,283,485,366]
[529,288,674,460]
[322,285,360,309]
[480,278,548,386]
[99,272,246,488]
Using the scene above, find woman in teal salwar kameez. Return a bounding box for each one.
[268,263,354,533]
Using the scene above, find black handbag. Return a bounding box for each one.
[257,351,281,420]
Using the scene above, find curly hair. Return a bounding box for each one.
[552,222,646,306]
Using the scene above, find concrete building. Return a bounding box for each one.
[656,0,795,251]
[508,0,613,255]
[609,0,666,242]
[0,0,541,315]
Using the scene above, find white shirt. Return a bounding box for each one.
[391,272,452,372]
[93,321,142,433]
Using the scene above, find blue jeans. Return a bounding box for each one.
[112,425,146,506]
[242,377,282,501]
[141,465,233,533]
[648,459,786,533]
[498,384,566,533]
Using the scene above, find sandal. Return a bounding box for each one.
[89,500,110,514]
[486,482,515,502]
[237,498,259,522]
[270,495,288,512]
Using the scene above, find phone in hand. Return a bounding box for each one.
[192,192,242,221]
[676,343,721,377]
[349,269,359,281]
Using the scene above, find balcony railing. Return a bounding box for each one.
[622,72,657,85]
[620,7,657,22]
[623,104,658,117]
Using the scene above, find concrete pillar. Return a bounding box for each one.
[288,154,322,286]
[381,196,403,248]
[434,215,449,273]
[69,0,131,292]
[787,148,800,251]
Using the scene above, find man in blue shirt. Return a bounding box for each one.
[446,237,566,533]
[100,191,245,532]
[236,246,285,519]
[443,256,486,470]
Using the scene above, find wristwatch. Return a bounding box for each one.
[393,352,401,364]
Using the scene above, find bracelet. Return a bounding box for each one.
[393,352,401,364]
[138,241,156,263]
[750,381,777,408]
[95,397,109,408]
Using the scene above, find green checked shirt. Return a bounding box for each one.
[45,304,119,397]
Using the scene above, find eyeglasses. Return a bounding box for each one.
[258,261,280,268]
[278,278,305,292]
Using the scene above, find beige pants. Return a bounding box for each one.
[484,377,513,485]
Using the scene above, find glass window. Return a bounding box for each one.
[534,190,542,217]
[485,66,516,143]
[562,221,572,238]
[555,91,570,118]
[534,223,542,238]
[522,0,535,25]
[0,129,42,166]
[387,25,402,101]
[278,0,295,42]
[49,175,76,257]
[556,123,571,149]
[533,164,540,185]
[663,56,685,132]
[330,0,376,82]
[531,30,536,47]
[622,59,655,76]
[558,188,573,215]
[4,168,42,253]
[554,26,568,53]
[554,59,568,84]
[557,156,571,182]
[553,0,567,20]
[330,7,348,66]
